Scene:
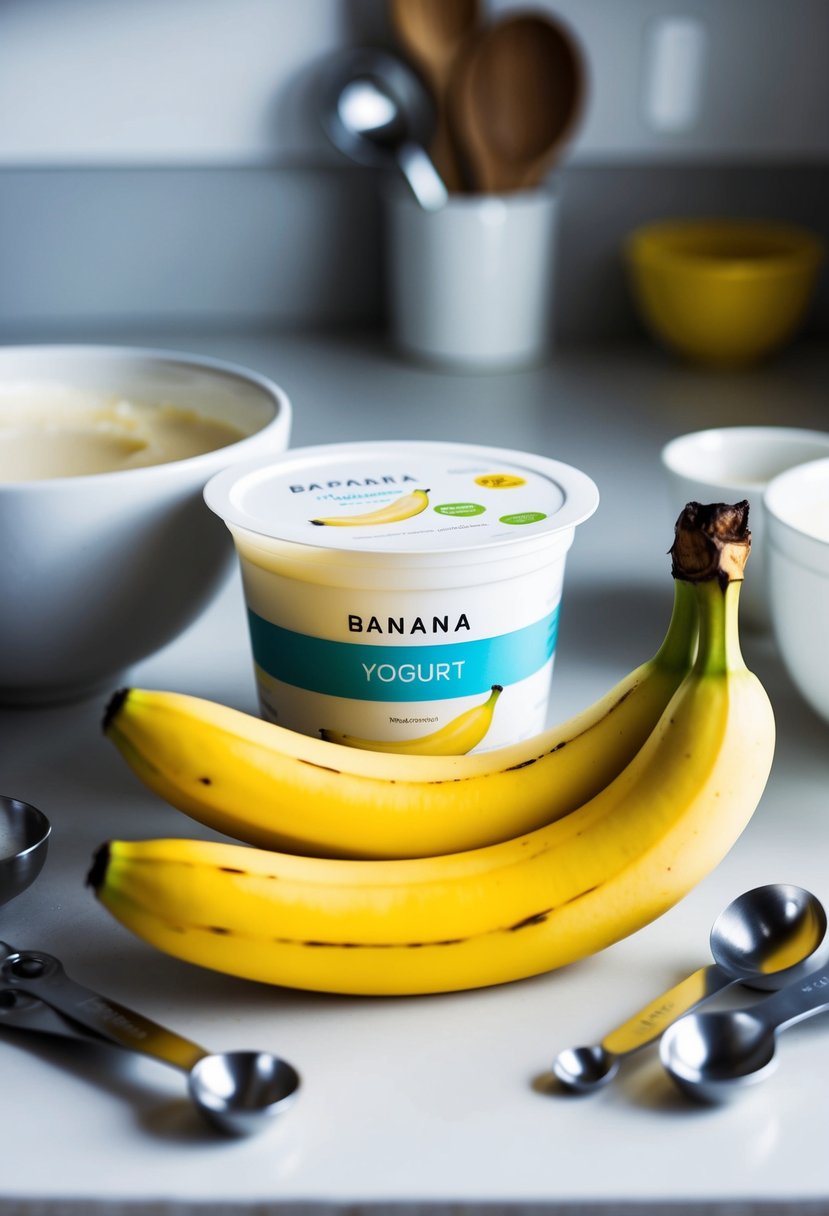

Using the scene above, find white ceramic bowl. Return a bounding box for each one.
[661,426,829,631]
[764,457,829,725]
[0,345,291,705]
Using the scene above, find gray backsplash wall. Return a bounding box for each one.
[2,0,828,342]
[555,162,829,344]
[2,162,829,343]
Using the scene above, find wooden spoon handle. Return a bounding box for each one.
[429,96,465,193]
[389,0,481,192]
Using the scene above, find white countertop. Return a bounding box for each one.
[2,332,829,1214]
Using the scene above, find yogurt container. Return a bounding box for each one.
[204,441,599,751]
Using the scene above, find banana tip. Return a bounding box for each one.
[86,842,111,892]
[102,688,129,734]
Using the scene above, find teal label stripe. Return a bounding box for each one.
[248,606,559,702]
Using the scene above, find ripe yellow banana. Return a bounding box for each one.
[310,488,430,527]
[320,685,503,755]
[89,503,775,997]
[104,576,697,859]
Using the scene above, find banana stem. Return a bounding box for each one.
[693,579,745,676]
[652,579,698,672]
[668,500,751,678]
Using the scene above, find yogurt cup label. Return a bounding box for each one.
[227,450,567,551]
[246,602,559,702]
[205,441,599,752]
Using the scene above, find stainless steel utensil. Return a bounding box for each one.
[319,48,448,210]
[0,797,50,907]
[661,962,829,1103]
[552,884,829,1093]
[0,943,300,1135]
[389,0,480,192]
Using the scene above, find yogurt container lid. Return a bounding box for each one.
[205,441,599,556]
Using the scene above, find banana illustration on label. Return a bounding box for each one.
[89,503,775,997]
[320,685,502,755]
[310,489,430,527]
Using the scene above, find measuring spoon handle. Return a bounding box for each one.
[0,946,206,1073]
[748,965,829,1035]
[602,963,732,1058]
[0,987,113,1045]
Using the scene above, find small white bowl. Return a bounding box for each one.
[765,457,829,725]
[661,426,829,631]
[0,345,291,705]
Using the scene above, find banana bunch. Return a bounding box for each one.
[104,574,696,859]
[91,502,775,997]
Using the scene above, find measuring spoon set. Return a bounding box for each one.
[0,795,300,1138]
[0,942,299,1136]
[554,882,829,1102]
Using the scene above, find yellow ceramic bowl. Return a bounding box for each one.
[625,220,824,367]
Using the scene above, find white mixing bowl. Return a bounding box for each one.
[0,345,291,705]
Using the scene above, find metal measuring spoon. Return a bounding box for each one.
[661,961,829,1103]
[0,796,51,908]
[320,48,448,210]
[553,884,829,1093]
[0,943,300,1136]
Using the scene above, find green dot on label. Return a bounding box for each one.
[434,502,486,517]
[500,511,547,526]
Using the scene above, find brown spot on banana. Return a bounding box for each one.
[509,909,552,931]
[505,757,540,772]
[297,759,342,775]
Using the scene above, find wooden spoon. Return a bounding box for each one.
[450,12,586,194]
[389,0,481,192]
